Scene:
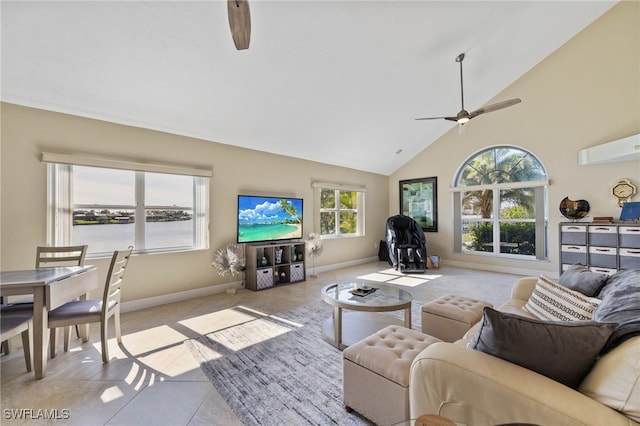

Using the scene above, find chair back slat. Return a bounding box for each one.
[36,245,88,268]
[46,246,133,363]
[102,247,133,314]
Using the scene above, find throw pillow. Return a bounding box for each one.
[592,268,640,352]
[469,307,617,388]
[559,263,608,297]
[523,275,601,321]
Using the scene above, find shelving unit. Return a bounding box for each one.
[559,222,640,275]
[245,241,306,291]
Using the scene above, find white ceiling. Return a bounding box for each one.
[1,1,616,175]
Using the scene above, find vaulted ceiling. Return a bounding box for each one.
[1,1,616,175]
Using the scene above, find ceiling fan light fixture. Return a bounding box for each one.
[457,117,470,124]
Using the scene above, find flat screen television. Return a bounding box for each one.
[237,195,303,244]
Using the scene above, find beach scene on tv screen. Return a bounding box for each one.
[238,197,302,243]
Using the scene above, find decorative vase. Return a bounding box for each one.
[559,197,590,221]
[260,256,268,266]
[298,253,303,261]
[275,249,283,264]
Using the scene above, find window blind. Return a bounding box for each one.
[42,152,213,178]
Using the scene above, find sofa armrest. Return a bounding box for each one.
[510,276,538,301]
[409,342,634,426]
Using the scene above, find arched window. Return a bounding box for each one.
[452,146,549,259]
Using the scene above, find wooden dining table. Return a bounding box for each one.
[0,266,98,378]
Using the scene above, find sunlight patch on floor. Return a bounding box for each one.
[124,362,142,384]
[386,275,430,287]
[357,267,442,287]
[100,385,125,403]
[140,345,199,378]
[206,317,294,352]
[357,272,399,282]
[229,305,303,329]
[179,308,257,335]
[266,314,304,329]
[124,325,189,355]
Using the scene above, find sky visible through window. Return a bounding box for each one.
[74,166,193,207]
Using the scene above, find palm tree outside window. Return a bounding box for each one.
[452,146,549,260]
[314,185,365,238]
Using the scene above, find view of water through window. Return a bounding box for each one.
[74,221,193,253]
[72,166,196,253]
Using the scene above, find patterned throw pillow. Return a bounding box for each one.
[523,275,601,321]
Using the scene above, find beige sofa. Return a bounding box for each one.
[409,276,640,426]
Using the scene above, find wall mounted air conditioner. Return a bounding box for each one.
[578,134,640,165]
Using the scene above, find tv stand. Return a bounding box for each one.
[245,241,306,291]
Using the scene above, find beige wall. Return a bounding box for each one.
[0,105,389,302]
[390,2,640,276]
[2,2,638,304]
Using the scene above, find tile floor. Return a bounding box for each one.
[0,261,522,425]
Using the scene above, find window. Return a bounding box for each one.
[45,154,210,256]
[313,183,365,238]
[452,146,548,260]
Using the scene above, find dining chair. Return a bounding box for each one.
[48,247,133,363]
[35,245,88,268]
[1,246,88,313]
[1,245,89,353]
[0,315,32,372]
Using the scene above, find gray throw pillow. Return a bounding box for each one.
[469,307,617,388]
[559,263,608,297]
[593,268,640,352]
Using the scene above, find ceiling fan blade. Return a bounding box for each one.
[415,115,464,122]
[415,116,447,121]
[469,98,521,118]
[228,0,251,50]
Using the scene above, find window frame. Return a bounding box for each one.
[44,154,210,257]
[312,182,366,239]
[451,146,549,260]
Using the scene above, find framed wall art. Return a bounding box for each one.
[399,177,438,232]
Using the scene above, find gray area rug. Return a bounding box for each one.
[185,301,422,425]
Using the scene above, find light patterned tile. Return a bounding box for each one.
[105,381,212,426]
[1,262,518,426]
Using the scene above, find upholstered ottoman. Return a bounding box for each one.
[421,294,492,342]
[343,325,441,426]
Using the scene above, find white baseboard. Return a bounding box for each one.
[121,257,381,313]
[442,259,557,280]
[120,280,243,313]
[121,256,553,313]
[308,256,379,275]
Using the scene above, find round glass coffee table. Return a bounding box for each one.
[320,281,413,349]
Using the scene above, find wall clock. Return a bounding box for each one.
[611,178,637,207]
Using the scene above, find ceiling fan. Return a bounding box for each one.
[416,53,521,130]
[228,0,251,50]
